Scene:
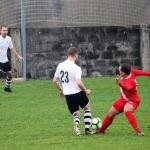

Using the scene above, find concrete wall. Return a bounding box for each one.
[140,24,150,71]
[24,26,141,79]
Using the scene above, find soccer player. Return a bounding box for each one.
[0,24,23,92]
[97,64,150,136]
[53,47,92,136]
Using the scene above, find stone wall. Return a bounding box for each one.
[25,26,141,79]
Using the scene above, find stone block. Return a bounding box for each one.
[114,51,126,58]
[109,60,120,67]
[102,51,113,59]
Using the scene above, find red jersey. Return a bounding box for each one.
[118,69,150,103]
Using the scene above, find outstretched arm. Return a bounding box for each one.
[11,48,24,61]
[132,69,150,77]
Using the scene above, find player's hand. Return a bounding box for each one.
[18,55,24,61]
[115,75,121,84]
[85,89,92,95]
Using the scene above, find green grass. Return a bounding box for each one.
[0,77,150,150]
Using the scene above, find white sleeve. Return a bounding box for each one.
[9,38,14,49]
[75,67,81,80]
[54,65,60,78]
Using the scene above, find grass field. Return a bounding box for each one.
[0,77,150,150]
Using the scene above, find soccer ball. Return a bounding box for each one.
[91,117,102,130]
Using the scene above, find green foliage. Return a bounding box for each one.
[0,77,150,150]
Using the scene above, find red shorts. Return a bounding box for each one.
[113,97,140,112]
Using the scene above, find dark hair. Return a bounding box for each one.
[67,47,79,56]
[120,64,131,75]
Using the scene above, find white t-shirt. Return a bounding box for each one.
[54,59,82,95]
[0,35,14,63]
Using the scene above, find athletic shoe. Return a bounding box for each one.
[4,87,12,92]
[92,129,105,134]
[136,131,144,137]
[74,124,81,136]
[85,128,94,135]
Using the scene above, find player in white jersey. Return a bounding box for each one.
[53,47,93,136]
[0,25,23,92]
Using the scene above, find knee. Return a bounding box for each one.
[107,112,115,118]
[107,109,118,118]
[84,103,91,111]
[123,107,127,113]
[123,105,134,113]
[73,111,80,117]
[84,107,90,112]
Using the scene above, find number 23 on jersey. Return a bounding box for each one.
[60,70,69,83]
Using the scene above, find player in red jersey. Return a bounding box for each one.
[98,64,150,136]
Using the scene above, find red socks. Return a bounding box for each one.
[125,111,140,133]
[99,115,113,133]
[99,111,140,133]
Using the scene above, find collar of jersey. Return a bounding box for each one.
[67,59,75,64]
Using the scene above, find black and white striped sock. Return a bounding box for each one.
[5,79,12,89]
[73,115,80,126]
[84,110,92,129]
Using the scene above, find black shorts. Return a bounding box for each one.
[0,62,11,72]
[65,91,89,114]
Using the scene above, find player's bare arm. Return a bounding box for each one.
[53,76,64,98]
[11,48,24,61]
[76,79,91,95]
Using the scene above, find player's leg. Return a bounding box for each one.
[79,91,92,134]
[4,71,12,92]
[99,106,119,133]
[99,98,125,133]
[65,94,81,136]
[83,102,92,134]
[73,111,80,126]
[124,102,144,136]
[73,111,81,136]
[4,62,12,92]
[0,63,6,83]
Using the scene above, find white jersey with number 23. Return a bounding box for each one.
[54,59,82,95]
